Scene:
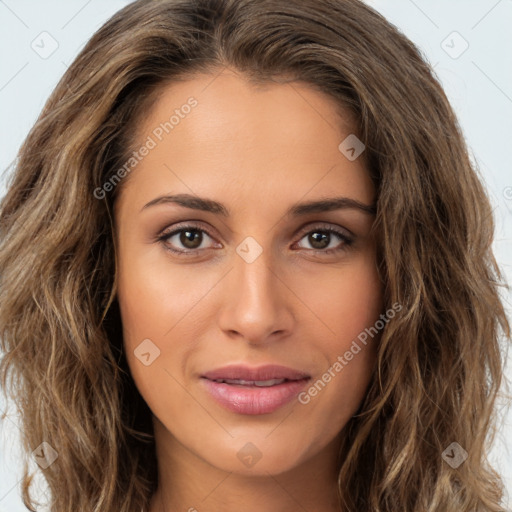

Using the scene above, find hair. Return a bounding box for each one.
[0,0,510,511]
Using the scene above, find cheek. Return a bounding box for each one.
[116,239,217,342]
[297,251,383,351]
[116,268,196,421]
[295,253,382,408]
[115,241,226,406]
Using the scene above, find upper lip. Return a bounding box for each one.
[201,364,310,381]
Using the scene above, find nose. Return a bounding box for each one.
[217,243,294,346]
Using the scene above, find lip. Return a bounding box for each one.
[200,364,310,415]
[202,364,310,382]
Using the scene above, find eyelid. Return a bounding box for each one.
[157,220,217,239]
[294,221,354,239]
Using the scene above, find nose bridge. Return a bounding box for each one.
[218,236,292,344]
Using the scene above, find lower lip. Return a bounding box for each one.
[201,378,310,415]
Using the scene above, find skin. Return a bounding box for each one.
[114,67,383,512]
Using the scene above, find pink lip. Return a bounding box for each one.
[200,364,310,415]
[202,364,309,381]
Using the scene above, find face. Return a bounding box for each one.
[114,68,383,477]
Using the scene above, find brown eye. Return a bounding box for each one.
[177,229,203,249]
[157,225,218,255]
[295,226,353,254]
[307,231,330,250]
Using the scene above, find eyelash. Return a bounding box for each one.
[156,222,354,258]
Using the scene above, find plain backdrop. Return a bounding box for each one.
[0,1,511,511]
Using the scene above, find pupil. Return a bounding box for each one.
[180,230,201,249]
[310,232,329,249]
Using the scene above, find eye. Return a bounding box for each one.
[156,222,354,257]
[294,224,354,254]
[157,223,219,256]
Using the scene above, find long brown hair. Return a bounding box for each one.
[0,0,510,511]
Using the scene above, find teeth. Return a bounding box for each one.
[213,378,286,386]
[254,379,286,387]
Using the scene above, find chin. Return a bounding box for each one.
[184,424,326,477]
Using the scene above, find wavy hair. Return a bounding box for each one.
[0,0,510,511]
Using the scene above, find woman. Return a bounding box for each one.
[0,0,509,511]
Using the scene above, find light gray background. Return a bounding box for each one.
[0,1,511,510]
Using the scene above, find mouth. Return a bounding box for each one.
[200,365,311,415]
[206,377,295,387]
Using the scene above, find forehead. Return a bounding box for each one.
[115,69,374,217]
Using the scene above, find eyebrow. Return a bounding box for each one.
[141,193,376,216]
